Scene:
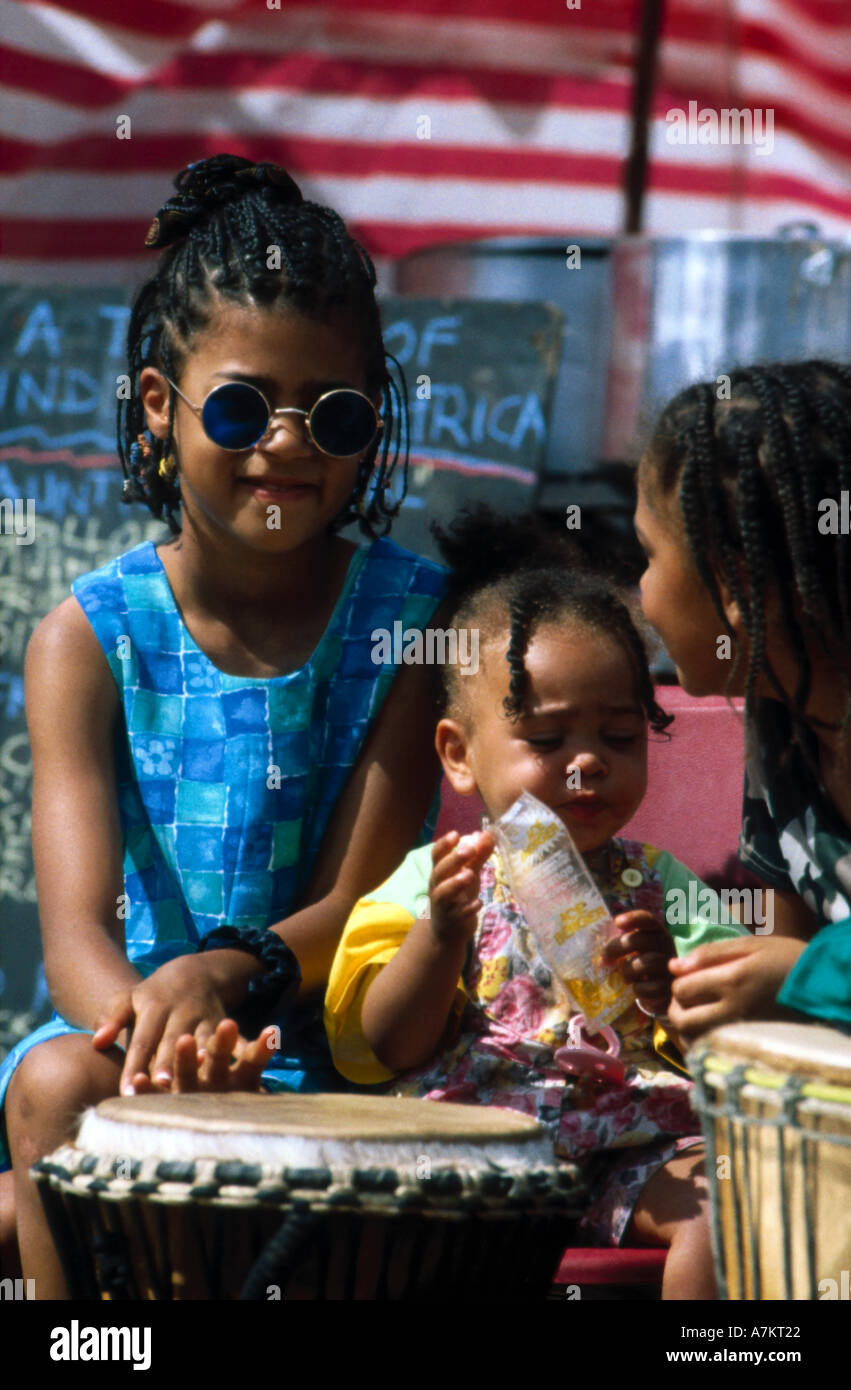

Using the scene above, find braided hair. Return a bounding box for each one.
[119,153,407,536]
[640,361,851,741]
[432,505,672,734]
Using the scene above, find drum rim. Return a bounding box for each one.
[688,1020,851,1091]
[692,1055,851,1109]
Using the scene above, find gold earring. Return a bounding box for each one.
[158,454,177,480]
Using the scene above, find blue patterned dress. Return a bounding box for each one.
[0,536,446,1167]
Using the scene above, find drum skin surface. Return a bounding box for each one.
[32,1094,583,1302]
[91,1091,550,1141]
[689,1021,851,1301]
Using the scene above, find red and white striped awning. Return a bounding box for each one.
[0,0,849,284]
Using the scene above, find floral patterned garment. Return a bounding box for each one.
[389,839,700,1162]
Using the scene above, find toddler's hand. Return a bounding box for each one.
[602,910,675,1016]
[128,1019,277,1094]
[427,829,495,947]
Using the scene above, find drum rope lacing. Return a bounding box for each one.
[33,1148,586,1301]
[691,1048,851,1301]
[33,1147,584,1215]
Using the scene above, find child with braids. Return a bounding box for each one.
[635,360,851,1041]
[0,154,446,1295]
[325,508,749,1299]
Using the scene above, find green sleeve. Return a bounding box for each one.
[652,848,753,955]
[363,842,433,917]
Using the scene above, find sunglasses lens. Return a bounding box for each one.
[311,391,378,456]
[202,383,269,449]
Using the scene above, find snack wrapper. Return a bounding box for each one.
[487,791,635,1031]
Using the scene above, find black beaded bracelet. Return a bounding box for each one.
[198,925,301,1034]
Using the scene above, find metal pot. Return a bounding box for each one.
[602,225,851,461]
[396,227,851,487]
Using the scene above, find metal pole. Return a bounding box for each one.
[623,0,666,234]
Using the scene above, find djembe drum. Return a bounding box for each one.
[32,1092,582,1300]
[689,1021,851,1300]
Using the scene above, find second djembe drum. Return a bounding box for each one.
[689,1020,851,1300]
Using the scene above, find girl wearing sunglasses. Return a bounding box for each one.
[1,154,446,1295]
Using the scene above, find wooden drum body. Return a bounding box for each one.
[689,1021,851,1300]
[32,1093,583,1301]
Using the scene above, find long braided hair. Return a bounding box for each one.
[432,505,673,734]
[119,153,408,536]
[640,361,851,742]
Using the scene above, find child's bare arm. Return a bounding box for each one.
[757,885,819,938]
[26,602,260,1090]
[26,600,143,1026]
[361,830,493,1072]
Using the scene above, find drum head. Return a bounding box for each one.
[76,1093,557,1171]
[93,1092,544,1141]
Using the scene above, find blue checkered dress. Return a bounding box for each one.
[0,536,445,1163]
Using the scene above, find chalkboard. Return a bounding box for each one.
[0,287,562,1046]
[363,298,563,560]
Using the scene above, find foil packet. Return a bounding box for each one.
[486,790,635,1031]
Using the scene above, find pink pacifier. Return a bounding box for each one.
[554,1012,626,1084]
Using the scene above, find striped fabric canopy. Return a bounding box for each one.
[1,0,849,282]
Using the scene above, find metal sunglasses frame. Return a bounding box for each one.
[162,374,384,457]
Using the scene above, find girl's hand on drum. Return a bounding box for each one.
[668,935,808,1041]
[93,952,263,1094]
[128,1021,277,1094]
[602,910,676,1015]
[428,829,495,947]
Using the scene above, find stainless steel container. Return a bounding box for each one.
[602,226,851,461]
[396,228,851,488]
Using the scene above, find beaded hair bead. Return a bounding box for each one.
[122,477,147,502]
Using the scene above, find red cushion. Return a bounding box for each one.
[554,1247,667,1284]
[621,687,753,888]
[434,783,484,839]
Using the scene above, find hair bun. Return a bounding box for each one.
[144,154,303,249]
[432,503,572,600]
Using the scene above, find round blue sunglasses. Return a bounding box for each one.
[164,376,383,456]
